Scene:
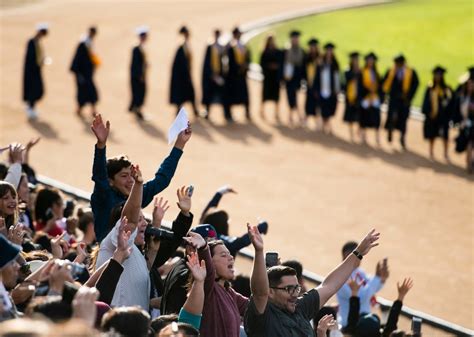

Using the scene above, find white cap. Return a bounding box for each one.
[136,25,149,36]
[36,22,49,31]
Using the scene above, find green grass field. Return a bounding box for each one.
[247,0,474,106]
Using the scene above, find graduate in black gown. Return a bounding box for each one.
[313,42,340,134]
[259,34,283,121]
[224,27,251,122]
[202,29,225,119]
[70,26,100,117]
[422,66,454,161]
[283,30,305,126]
[129,26,149,120]
[453,70,474,173]
[359,52,383,145]
[170,26,198,116]
[23,23,48,120]
[303,38,320,127]
[382,54,419,149]
[343,52,362,141]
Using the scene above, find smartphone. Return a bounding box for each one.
[265,252,279,268]
[411,317,422,336]
[187,185,194,197]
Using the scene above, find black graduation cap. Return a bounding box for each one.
[349,51,359,58]
[307,38,319,46]
[469,66,474,79]
[232,27,241,36]
[324,42,335,49]
[289,30,301,38]
[432,65,446,74]
[365,52,378,61]
[179,26,189,34]
[393,54,405,63]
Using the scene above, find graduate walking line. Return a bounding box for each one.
[21,24,474,172]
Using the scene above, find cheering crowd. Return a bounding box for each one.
[0,108,426,336]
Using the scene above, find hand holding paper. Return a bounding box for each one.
[168,107,190,145]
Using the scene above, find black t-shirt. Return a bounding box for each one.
[244,288,320,337]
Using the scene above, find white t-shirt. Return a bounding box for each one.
[96,220,150,311]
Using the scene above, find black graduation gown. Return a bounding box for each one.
[225,44,250,106]
[70,42,98,106]
[383,68,419,132]
[421,85,453,140]
[170,45,195,106]
[303,55,319,116]
[313,62,340,119]
[260,48,282,102]
[201,44,225,105]
[359,68,383,128]
[23,38,44,104]
[343,69,362,123]
[129,45,146,110]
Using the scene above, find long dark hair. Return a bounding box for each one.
[0,181,18,228]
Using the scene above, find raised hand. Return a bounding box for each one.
[130,164,143,183]
[90,114,110,148]
[397,277,414,301]
[8,223,25,245]
[316,314,337,337]
[187,252,206,283]
[217,185,237,194]
[175,122,192,150]
[347,277,364,296]
[183,231,206,250]
[48,260,74,294]
[26,137,41,150]
[152,196,170,227]
[72,286,99,327]
[113,216,132,264]
[375,259,390,283]
[50,232,67,259]
[9,143,25,164]
[177,186,191,216]
[247,223,263,252]
[356,229,380,256]
[74,242,88,264]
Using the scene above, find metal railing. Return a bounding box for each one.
[36,175,474,337]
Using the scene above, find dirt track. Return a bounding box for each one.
[1,0,472,331]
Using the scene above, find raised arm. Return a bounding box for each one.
[182,252,206,316]
[248,223,269,314]
[152,187,194,269]
[185,232,215,295]
[200,185,237,222]
[90,114,110,184]
[141,126,192,207]
[121,164,143,231]
[317,229,380,307]
[383,278,413,337]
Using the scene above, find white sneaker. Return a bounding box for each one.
[26,106,38,120]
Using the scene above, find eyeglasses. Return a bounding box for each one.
[271,284,302,295]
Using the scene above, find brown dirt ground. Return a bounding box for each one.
[1,0,472,333]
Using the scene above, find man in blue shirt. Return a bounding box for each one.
[90,114,192,241]
[336,241,389,327]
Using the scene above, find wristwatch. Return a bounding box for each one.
[352,250,363,260]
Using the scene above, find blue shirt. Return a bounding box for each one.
[336,267,383,327]
[91,145,182,241]
[179,308,202,329]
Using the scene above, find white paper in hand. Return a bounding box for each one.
[168,107,189,144]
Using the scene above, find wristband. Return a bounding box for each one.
[352,250,363,260]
